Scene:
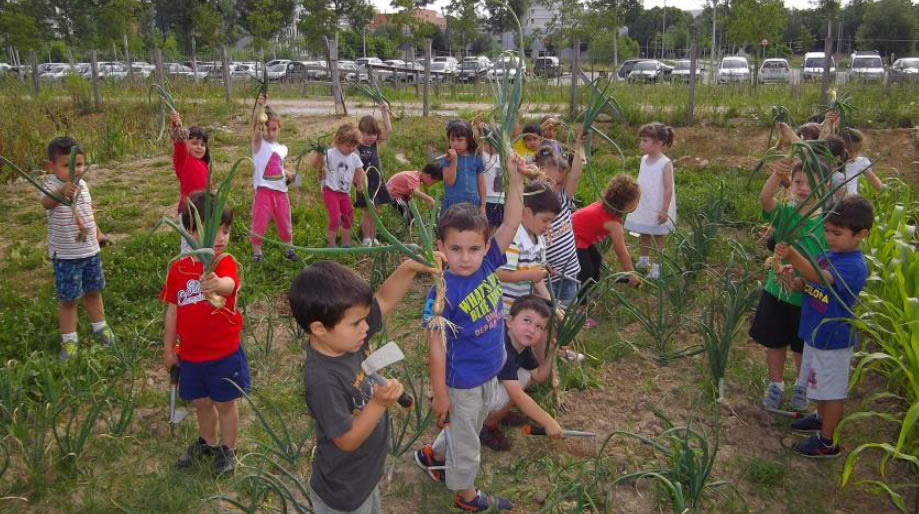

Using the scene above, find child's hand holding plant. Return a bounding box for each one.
[169,110,182,128]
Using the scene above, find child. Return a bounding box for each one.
[573,175,642,294]
[497,181,559,315]
[249,96,297,263]
[41,136,115,360]
[387,164,442,217]
[623,122,676,280]
[512,123,542,163]
[774,196,873,458]
[289,254,442,513]
[539,116,563,156]
[414,153,526,512]
[750,158,828,411]
[168,110,209,252]
[161,192,246,476]
[479,295,563,451]
[441,119,485,216]
[481,139,504,228]
[838,128,883,196]
[321,124,365,248]
[354,105,394,247]
[539,140,584,307]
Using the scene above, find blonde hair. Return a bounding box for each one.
[334,123,359,146]
[264,105,281,126]
[838,127,865,157]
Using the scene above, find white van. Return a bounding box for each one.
[718,56,750,84]
[803,52,836,82]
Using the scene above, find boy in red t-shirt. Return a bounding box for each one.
[160,192,247,477]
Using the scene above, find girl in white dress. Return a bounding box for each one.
[623,123,676,280]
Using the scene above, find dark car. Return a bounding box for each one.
[617,59,642,79]
[533,56,561,78]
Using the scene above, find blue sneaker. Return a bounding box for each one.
[792,433,840,459]
[791,385,809,411]
[454,490,513,512]
[791,414,822,433]
[762,383,784,410]
[284,249,299,262]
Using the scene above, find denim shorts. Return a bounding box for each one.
[53,254,105,303]
[179,345,251,402]
[550,277,579,307]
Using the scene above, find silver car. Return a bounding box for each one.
[628,60,665,83]
[718,57,751,84]
[758,58,790,84]
[670,60,702,82]
[890,57,919,83]
[849,53,885,82]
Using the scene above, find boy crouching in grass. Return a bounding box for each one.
[42,136,115,360]
[775,196,873,458]
[479,295,563,451]
[289,255,441,513]
[161,192,247,476]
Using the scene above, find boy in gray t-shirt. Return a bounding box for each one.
[289,257,440,513]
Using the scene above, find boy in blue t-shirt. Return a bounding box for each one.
[774,196,874,458]
[414,152,526,512]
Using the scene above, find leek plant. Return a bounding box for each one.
[229,383,312,465]
[350,76,391,112]
[208,453,313,513]
[148,83,178,141]
[103,384,136,437]
[52,397,104,467]
[387,347,433,480]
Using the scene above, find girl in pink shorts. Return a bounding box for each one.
[319,124,365,247]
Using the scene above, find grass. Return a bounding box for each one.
[0,97,917,512]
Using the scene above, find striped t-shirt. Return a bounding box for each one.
[42,176,100,260]
[545,191,580,283]
[500,225,547,314]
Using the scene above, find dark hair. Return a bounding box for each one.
[436,203,489,241]
[47,136,84,163]
[638,122,674,147]
[509,294,552,319]
[358,115,380,136]
[602,175,641,214]
[421,163,443,181]
[289,260,373,333]
[524,180,561,215]
[823,135,848,163]
[521,123,543,137]
[536,147,568,171]
[797,122,822,141]
[188,126,211,165]
[826,195,874,234]
[181,191,233,232]
[446,119,477,154]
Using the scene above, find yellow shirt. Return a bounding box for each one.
[513,138,537,163]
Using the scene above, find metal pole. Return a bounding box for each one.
[423,39,431,116]
[191,35,198,81]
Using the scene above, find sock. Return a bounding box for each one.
[90,321,108,333]
[818,433,833,445]
[253,246,263,256]
[638,256,650,266]
[61,332,78,344]
[769,381,785,392]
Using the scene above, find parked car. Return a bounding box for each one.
[628,60,666,83]
[458,59,489,82]
[339,61,366,82]
[669,60,703,82]
[130,61,154,78]
[758,58,791,84]
[533,56,562,78]
[39,64,79,81]
[889,57,919,83]
[848,51,885,82]
[430,60,457,82]
[383,60,411,82]
[617,59,642,79]
[0,63,11,74]
[356,57,386,81]
[718,56,751,84]
[489,53,525,82]
[266,61,293,81]
[165,62,195,78]
[802,52,835,82]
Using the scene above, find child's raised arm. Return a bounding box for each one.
[760,158,791,214]
[564,135,585,197]
[375,253,444,317]
[379,103,392,143]
[494,154,526,252]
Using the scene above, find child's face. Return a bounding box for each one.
[639,136,663,155]
[522,208,555,236]
[360,132,378,146]
[542,122,557,140]
[506,308,548,348]
[187,137,207,160]
[824,221,866,253]
[449,135,469,153]
[437,229,489,276]
[264,120,281,143]
[312,304,371,355]
[420,173,436,186]
[190,224,231,255]
[47,152,86,182]
[790,170,813,204]
[523,134,540,151]
[338,141,357,155]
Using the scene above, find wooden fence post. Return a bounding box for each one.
[90,50,102,110]
[221,46,232,104]
[30,51,39,95]
[323,37,346,116]
[154,48,165,88]
[423,39,432,117]
[687,37,697,126]
[568,41,580,119]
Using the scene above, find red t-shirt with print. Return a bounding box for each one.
[173,140,208,213]
[160,255,242,363]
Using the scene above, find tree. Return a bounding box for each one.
[856,0,918,57]
[0,5,44,53]
[445,0,479,54]
[482,0,528,36]
[726,0,785,48]
[238,0,297,50]
[783,9,816,53]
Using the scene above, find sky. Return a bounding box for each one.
[369,0,843,16]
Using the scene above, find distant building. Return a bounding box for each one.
[369,8,447,30]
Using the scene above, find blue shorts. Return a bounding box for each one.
[53,254,105,303]
[179,345,250,402]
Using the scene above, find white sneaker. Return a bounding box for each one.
[372,238,381,246]
[648,265,661,280]
[361,238,373,247]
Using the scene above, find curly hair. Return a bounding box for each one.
[638,122,674,147]
[334,123,360,146]
[602,175,641,214]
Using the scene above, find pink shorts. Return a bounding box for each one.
[322,187,354,231]
[250,187,292,245]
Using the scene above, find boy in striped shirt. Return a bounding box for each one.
[40,137,114,360]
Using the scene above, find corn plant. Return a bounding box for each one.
[150,157,249,309]
[148,83,178,141]
[228,382,313,465]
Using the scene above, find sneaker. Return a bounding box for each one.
[372,238,381,246]
[762,383,784,410]
[647,265,661,280]
[284,249,299,262]
[92,325,116,346]
[791,414,823,434]
[413,444,446,482]
[454,490,513,512]
[253,253,264,263]
[60,342,78,360]
[584,318,598,329]
[560,348,586,362]
[177,437,215,469]
[636,259,650,272]
[479,425,511,452]
[500,411,529,427]
[213,445,236,476]
[361,238,373,247]
[792,433,840,459]
[791,385,809,411]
